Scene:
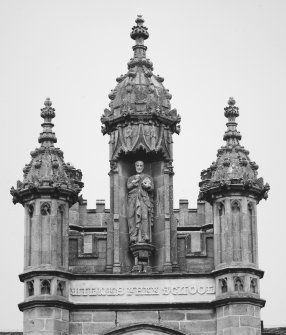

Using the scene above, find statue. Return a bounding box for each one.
[127,161,154,244]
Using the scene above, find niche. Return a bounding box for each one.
[40,279,51,295]
[234,276,244,292]
[26,280,34,297]
[219,278,228,293]
[250,278,258,293]
[41,202,51,216]
[57,280,66,296]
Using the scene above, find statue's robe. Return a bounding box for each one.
[127,173,154,243]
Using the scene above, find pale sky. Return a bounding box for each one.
[0,0,285,329]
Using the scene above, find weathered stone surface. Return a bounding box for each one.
[159,321,180,330]
[160,311,185,321]
[92,311,116,322]
[117,311,159,324]
[70,312,92,322]
[69,322,83,335]
[180,320,216,333]
[82,322,115,334]
[45,319,69,332]
[240,316,261,328]
[217,316,240,329]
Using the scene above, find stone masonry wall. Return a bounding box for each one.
[216,304,261,335]
[69,309,216,335]
[23,307,69,334]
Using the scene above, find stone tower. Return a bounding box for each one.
[11,98,83,334]
[12,17,270,335]
[199,97,270,334]
[101,15,181,274]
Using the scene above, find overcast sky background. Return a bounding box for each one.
[0,0,285,329]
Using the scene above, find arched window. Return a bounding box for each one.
[40,279,51,295]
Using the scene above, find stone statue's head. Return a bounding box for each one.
[135,161,144,174]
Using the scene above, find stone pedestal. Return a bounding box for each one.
[130,242,155,273]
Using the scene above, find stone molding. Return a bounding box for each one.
[212,266,264,279]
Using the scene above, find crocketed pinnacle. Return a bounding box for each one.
[101,16,180,136]
[198,98,269,203]
[38,97,57,145]
[11,98,83,206]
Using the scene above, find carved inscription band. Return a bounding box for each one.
[69,278,216,304]
[70,285,215,297]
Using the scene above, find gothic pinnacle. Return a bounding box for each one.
[223,97,241,146]
[38,97,57,146]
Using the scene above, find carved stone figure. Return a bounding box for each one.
[127,161,154,244]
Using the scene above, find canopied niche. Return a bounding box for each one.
[108,148,174,273]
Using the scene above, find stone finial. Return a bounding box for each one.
[40,97,55,120]
[228,97,236,106]
[223,97,241,145]
[130,15,149,41]
[38,97,57,145]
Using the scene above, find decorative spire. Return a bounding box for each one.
[198,97,269,203]
[38,97,57,146]
[11,97,83,206]
[223,97,241,146]
[130,15,149,59]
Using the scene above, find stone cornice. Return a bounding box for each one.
[18,299,214,312]
[18,298,72,312]
[199,182,269,204]
[212,266,264,278]
[11,185,80,207]
[212,296,266,308]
